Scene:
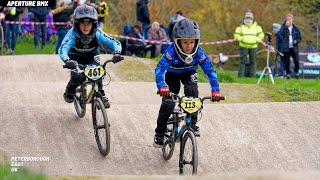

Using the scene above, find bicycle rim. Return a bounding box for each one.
[179,131,198,175]
[74,87,86,118]
[162,126,175,160]
[92,97,110,157]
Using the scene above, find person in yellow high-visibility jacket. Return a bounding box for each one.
[234,10,264,77]
[97,0,109,29]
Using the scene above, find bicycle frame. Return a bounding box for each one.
[83,81,100,104]
[172,114,193,141]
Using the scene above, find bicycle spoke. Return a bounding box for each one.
[183,137,194,174]
[180,131,197,175]
[95,105,106,149]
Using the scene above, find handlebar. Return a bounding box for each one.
[62,58,120,70]
[156,91,226,103]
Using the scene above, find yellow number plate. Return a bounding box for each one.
[84,65,105,81]
[180,97,202,114]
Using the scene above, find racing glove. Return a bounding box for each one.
[159,87,170,97]
[113,53,124,64]
[211,91,222,102]
[64,59,77,69]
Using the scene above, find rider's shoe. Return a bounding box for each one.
[63,89,75,103]
[102,95,110,108]
[191,124,200,137]
[153,134,164,148]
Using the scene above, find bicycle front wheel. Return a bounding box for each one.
[92,97,110,157]
[162,125,175,160]
[74,86,86,118]
[179,130,198,175]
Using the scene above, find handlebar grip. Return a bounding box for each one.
[156,90,173,97]
[63,65,67,68]
[202,96,226,102]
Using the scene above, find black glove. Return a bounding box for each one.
[64,60,77,69]
[112,53,124,64]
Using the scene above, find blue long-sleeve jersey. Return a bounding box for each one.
[58,28,122,61]
[155,44,220,91]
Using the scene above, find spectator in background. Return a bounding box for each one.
[168,10,184,41]
[273,23,286,77]
[136,0,150,38]
[0,6,6,48]
[4,7,24,55]
[234,10,264,78]
[85,0,98,9]
[28,7,50,50]
[277,13,302,79]
[51,0,77,54]
[147,21,168,58]
[97,0,108,29]
[125,22,148,57]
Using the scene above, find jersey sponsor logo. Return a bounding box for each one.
[74,47,95,53]
[190,73,198,83]
[165,52,172,60]
[94,55,100,63]
[199,54,205,63]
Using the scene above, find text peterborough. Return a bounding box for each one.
[11,156,50,162]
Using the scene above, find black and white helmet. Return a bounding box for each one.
[73,4,98,44]
[172,18,200,64]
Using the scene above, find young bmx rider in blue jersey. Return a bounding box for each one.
[154,18,223,147]
[58,4,123,108]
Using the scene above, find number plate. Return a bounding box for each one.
[180,97,202,114]
[84,65,105,81]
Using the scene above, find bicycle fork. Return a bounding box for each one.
[174,116,191,142]
[85,83,99,104]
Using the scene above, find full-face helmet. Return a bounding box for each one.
[172,18,200,64]
[73,4,98,44]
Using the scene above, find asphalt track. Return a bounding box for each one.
[1,55,320,178]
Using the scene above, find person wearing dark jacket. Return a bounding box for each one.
[125,23,147,57]
[3,7,23,55]
[28,7,50,50]
[52,1,77,54]
[168,11,184,41]
[277,13,302,79]
[136,0,150,37]
[0,6,5,45]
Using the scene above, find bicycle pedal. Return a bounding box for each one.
[194,131,200,137]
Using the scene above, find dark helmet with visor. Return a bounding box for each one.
[73,4,98,44]
[172,18,200,64]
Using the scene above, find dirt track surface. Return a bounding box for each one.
[1,55,320,177]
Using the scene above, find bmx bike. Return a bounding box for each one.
[63,57,122,157]
[159,92,225,175]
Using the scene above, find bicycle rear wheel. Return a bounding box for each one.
[0,25,4,55]
[179,130,198,175]
[162,118,176,160]
[74,86,86,118]
[92,97,110,157]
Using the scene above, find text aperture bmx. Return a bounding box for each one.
[1,0,55,7]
